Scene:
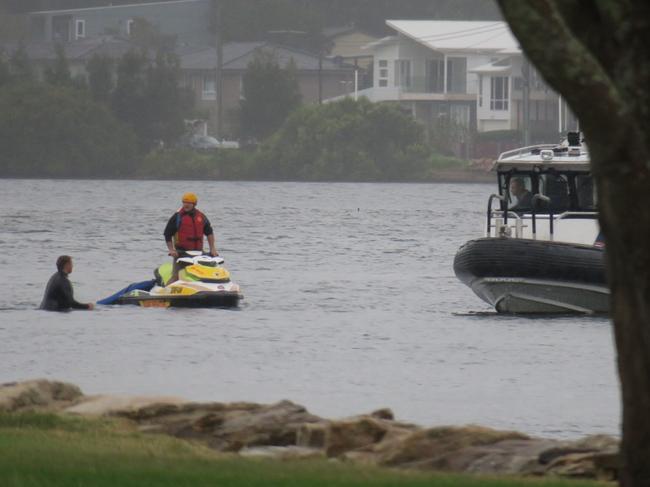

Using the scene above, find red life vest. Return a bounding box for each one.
[174,209,206,251]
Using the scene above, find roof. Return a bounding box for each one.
[29,0,207,15]
[179,42,352,72]
[494,144,591,172]
[0,36,142,62]
[386,20,520,54]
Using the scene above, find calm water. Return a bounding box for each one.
[0,179,618,438]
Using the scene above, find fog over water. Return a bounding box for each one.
[0,179,618,438]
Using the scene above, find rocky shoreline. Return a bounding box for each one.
[0,380,618,481]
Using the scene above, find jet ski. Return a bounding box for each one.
[101,252,242,308]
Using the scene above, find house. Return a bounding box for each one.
[0,36,142,80]
[27,0,213,46]
[324,25,378,89]
[179,42,355,137]
[350,20,578,156]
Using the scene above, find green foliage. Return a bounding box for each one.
[475,129,522,143]
[240,50,302,140]
[220,0,500,42]
[0,82,137,178]
[256,98,434,181]
[111,49,193,151]
[43,44,72,87]
[128,17,177,51]
[137,148,254,180]
[8,44,35,83]
[0,52,10,86]
[86,53,114,103]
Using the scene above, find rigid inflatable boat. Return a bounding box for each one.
[453,132,608,314]
[100,253,242,308]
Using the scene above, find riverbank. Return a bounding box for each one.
[1,411,608,487]
[0,380,618,484]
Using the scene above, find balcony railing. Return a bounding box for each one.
[396,76,467,95]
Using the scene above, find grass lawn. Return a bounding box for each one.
[0,412,609,487]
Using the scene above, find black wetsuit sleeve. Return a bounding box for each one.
[62,277,89,310]
[164,213,178,242]
[203,215,214,236]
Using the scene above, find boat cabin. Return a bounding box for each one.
[487,134,599,245]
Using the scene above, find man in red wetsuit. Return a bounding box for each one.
[163,192,218,282]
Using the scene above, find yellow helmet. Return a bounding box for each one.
[182,192,198,204]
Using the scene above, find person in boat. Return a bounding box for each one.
[164,192,219,282]
[40,255,95,311]
[509,177,533,211]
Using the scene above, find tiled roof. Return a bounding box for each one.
[179,42,351,71]
[1,36,141,61]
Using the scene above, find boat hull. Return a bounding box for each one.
[116,290,242,308]
[454,238,608,314]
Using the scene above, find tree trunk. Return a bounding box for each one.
[497,2,650,485]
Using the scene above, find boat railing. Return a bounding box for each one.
[487,194,526,238]
[486,194,506,236]
[555,211,598,219]
[531,194,552,240]
[497,144,557,161]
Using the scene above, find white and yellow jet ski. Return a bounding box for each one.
[108,252,242,308]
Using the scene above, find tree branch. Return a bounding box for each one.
[497,0,626,144]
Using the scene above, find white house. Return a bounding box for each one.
[342,20,577,154]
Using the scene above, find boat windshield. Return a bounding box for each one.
[498,170,596,213]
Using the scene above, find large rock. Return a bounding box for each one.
[375,425,530,467]
[0,380,621,481]
[108,399,324,452]
[0,380,83,412]
[324,416,418,457]
[65,395,188,416]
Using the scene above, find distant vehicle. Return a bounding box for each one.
[187,134,240,150]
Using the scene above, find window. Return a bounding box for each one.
[508,174,533,211]
[450,104,470,128]
[576,174,597,210]
[425,58,444,93]
[126,19,135,36]
[377,60,388,87]
[539,173,570,212]
[202,76,216,100]
[394,59,411,88]
[446,57,467,93]
[75,19,85,39]
[490,76,509,110]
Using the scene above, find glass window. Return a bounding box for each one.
[378,60,388,68]
[202,77,216,100]
[576,174,597,210]
[490,76,509,110]
[539,173,570,212]
[379,68,388,78]
[508,174,533,211]
[394,59,411,87]
[379,79,388,87]
[426,58,444,93]
[75,19,85,39]
[446,57,467,93]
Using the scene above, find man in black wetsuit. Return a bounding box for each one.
[40,255,94,311]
